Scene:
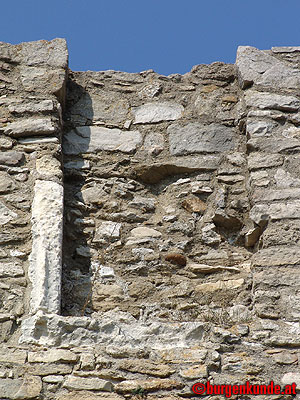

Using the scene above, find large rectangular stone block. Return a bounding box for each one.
[29,180,63,314]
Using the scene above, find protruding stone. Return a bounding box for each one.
[20,38,68,68]
[236,46,300,89]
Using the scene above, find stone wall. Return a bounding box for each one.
[1,39,300,399]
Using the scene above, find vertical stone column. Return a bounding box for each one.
[237,46,300,333]
[0,39,68,315]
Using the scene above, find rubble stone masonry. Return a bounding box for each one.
[0,38,300,399]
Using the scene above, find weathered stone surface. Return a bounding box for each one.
[281,373,300,389]
[78,185,105,205]
[248,152,283,170]
[18,137,59,144]
[28,349,77,363]
[0,151,24,166]
[0,201,18,225]
[0,137,13,149]
[92,283,124,306]
[42,375,64,383]
[26,363,73,376]
[253,246,300,267]
[273,351,297,365]
[0,171,14,192]
[248,136,300,153]
[179,364,207,379]
[237,46,300,89]
[29,180,63,314]
[70,92,130,126]
[182,196,206,213]
[135,156,220,184]
[275,168,300,188]
[115,379,183,393]
[0,262,23,277]
[20,66,66,95]
[20,38,68,68]
[0,348,27,364]
[36,154,62,177]
[133,102,183,124]
[236,46,277,88]
[8,100,54,114]
[93,222,121,243]
[253,188,300,202]
[63,126,142,154]
[245,90,300,111]
[63,376,113,391]
[272,46,300,53]
[168,123,234,155]
[246,120,277,137]
[188,263,239,274]
[118,360,173,377]
[250,201,300,224]
[0,376,42,400]
[57,392,124,400]
[143,132,164,155]
[64,160,90,170]
[4,117,57,137]
[129,227,162,239]
[195,279,244,293]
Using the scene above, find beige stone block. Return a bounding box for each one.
[28,349,77,363]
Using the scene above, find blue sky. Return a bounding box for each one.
[1,0,300,75]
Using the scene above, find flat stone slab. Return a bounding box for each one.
[245,90,300,111]
[8,100,54,114]
[4,117,57,137]
[132,102,184,124]
[250,201,300,224]
[168,123,235,155]
[63,126,142,155]
[63,376,113,391]
[248,153,284,170]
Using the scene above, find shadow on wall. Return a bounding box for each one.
[61,77,93,316]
